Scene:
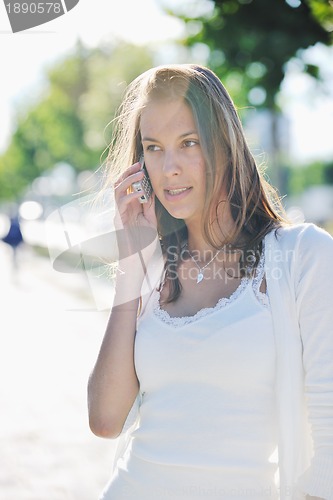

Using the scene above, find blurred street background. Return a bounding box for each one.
[1,0,333,498]
[0,240,117,500]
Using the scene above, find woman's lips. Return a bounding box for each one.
[164,187,192,201]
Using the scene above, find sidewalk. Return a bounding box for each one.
[0,243,118,500]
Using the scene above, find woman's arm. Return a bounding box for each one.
[87,162,157,439]
[87,269,142,439]
[296,224,333,499]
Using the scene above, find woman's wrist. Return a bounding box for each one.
[112,253,145,306]
[113,234,162,307]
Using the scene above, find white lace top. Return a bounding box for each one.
[129,247,278,496]
[152,248,269,327]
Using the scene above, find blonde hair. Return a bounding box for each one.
[103,64,289,302]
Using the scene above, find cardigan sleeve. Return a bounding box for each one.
[294,224,333,499]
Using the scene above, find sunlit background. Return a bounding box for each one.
[0,1,333,498]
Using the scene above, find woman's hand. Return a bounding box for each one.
[114,161,156,230]
[113,161,158,272]
[88,161,159,438]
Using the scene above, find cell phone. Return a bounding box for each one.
[131,155,153,203]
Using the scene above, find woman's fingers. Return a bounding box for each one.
[113,162,156,229]
[112,165,157,262]
[114,164,143,218]
[114,162,142,190]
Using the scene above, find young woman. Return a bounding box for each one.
[87,64,333,500]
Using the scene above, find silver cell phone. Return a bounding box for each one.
[131,155,153,203]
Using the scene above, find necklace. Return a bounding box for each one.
[185,244,223,284]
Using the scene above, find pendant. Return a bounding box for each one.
[196,272,204,284]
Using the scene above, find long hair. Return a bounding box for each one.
[103,64,289,302]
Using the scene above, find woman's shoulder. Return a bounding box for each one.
[265,222,333,274]
[266,221,333,249]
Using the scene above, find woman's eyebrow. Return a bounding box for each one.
[141,136,158,142]
[141,130,198,142]
[180,130,198,138]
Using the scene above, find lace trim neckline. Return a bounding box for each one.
[152,247,268,328]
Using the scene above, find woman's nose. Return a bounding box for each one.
[162,151,181,177]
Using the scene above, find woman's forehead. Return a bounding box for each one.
[140,99,197,138]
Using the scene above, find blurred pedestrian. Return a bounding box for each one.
[88,64,333,500]
[2,212,24,270]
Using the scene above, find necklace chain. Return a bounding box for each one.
[185,244,223,284]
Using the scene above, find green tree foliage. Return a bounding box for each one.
[0,41,153,201]
[287,160,333,194]
[166,0,333,194]
[167,0,333,108]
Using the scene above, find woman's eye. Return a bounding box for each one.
[183,140,198,148]
[146,145,161,152]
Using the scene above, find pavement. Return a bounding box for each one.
[0,242,118,500]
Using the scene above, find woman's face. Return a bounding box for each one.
[140,98,206,228]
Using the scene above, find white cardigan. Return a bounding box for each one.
[265,223,333,499]
[113,223,333,500]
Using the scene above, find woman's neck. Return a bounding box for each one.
[185,214,236,258]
